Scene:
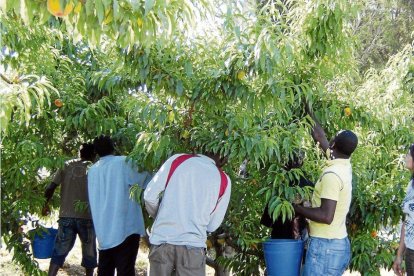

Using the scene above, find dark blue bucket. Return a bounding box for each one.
[263,239,304,276]
[30,228,57,259]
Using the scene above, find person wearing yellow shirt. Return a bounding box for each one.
[293,108,358,276]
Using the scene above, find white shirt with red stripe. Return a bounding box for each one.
[144,153,231,248]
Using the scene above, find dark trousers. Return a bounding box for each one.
[51,217,97,268]
[406,248,414,276]
[98,234,140,276]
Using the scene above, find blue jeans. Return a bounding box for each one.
[51,217,97,268]
[303,237,351,276]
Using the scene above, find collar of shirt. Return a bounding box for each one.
[99,154,115,160]
[326,158,351,167]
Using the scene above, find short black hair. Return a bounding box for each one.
[284,149,305,170]
[80,143,95,160]
[93,135,114,157]
[334,130,358,156]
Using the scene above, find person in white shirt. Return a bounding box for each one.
[393,144,414,276]
[88,135,152,276]
[144,152,231,276]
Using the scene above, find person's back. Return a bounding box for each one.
[144,153,231,276]
[88,155,147,248]
[87,135,152,276]
[149,154,227,247]
[293,106,358,276]
[43,143,97,276]
[58,159,92,219]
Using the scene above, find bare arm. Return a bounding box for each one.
[44,182,58,202]
[42,182,58,216]
[306,104,329,152]
[293,198,337,224]
[393,223,406,276]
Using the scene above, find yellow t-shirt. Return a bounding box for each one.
[309,158,353,239]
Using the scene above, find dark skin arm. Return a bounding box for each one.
[44,182,58,201]
[305,104,329,153]
[42,182,58,215]
[293,198,337,224]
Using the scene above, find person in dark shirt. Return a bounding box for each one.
[42,143,97,276]
[261,151,313,239]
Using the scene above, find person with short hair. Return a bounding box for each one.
[293,108,358,275]
[261,151,313,240]
[144,152,231,276]
[393,144,414,276]
[43,143,97,276]
[87,135,152,276]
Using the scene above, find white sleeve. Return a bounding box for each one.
[144,154,182,218]
[207,176,232,233]
[407,180,413,194]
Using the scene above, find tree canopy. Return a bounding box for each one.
[1,0,413,275]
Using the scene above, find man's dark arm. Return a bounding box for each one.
[42,182,58,216]
[293,198,337,224]
[44,182,58,202]
[305,104,329,153]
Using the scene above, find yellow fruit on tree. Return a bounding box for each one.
[63,1,74,15]
[225,129,229,136]
[47,0,74,17]
[344,107,352,117]
[74,2,82,14]
[217,238,225,245]
[181,130,190,139]
[237,70,246,80]
[371,231,377,238]
[137,18,143,28]
[103,10,113,24]
[168,111,175,123]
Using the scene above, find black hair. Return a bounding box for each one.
[333,130,358,156]
[80,143,95,160]
[93,135,114,157]
[284,150,305,170]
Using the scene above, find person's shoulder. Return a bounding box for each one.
[108,155,128,165]
[64,158,78,164]
[64,158,82,168]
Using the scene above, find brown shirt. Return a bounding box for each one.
[52,159,92,219]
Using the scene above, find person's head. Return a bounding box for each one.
[329,130,358,159]
[93,135,114,157]
[203,150,228,168]
[406,144,414,173]
[284,150,305,170]
[80,143,95,161]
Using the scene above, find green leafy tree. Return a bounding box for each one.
[1,0,413,275]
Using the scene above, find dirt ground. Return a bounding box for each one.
[0,237,218,276]
[0,238,149,276]
[0,236,393,276]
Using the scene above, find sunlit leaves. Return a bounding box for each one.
[2,0,212,48]
[0,74,55,132]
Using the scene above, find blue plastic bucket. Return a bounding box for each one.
[263,239,304,276]
[30,228,57,259]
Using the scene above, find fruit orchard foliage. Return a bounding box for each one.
[1,0,211,48]
[1,0,413,275]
